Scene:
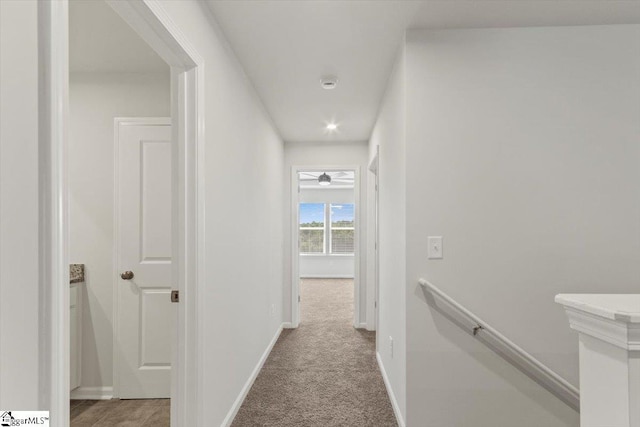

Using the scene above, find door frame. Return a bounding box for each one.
[290,165,361,328]
[368,147,380,334]
[39,1,205,425]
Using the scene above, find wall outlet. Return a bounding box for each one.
[389,336,394,358]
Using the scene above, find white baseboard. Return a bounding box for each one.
[70,386,113,400]
[356,322,367,329]
[376,352,405,427]
[300,275,355,279]
[221,323,284,427]
[282,322,294,329]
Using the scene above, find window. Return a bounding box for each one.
[299,203,355,255]
[330,204,354,254]
[299,203,325,253]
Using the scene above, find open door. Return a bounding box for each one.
[115,118,173,398]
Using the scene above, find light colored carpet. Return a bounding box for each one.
[231,278,397,427]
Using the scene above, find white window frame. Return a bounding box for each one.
[299,203,326,255]
[329,203,355,255]
[298,203,355,256]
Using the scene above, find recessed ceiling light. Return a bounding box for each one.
[320,76,338,90]
[326,123,338,131]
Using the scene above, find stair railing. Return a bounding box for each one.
[419,278,579,411]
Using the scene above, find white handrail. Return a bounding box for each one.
[418,278,580,411]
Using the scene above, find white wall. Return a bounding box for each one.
[284,141,369,325]
[69,72,170,390]
[368,45,407,424]
[155,2,284,424]
[403,25,640,426]
[299,256,354,278]
[299,187,355,278]
[1,0,284,420]
[0,0,40,409]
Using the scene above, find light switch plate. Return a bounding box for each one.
[428,236,443,259]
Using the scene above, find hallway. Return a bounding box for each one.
[232,279,396,426]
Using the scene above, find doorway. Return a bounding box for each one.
[291,167,361,328]
[68,1,173,423]
[41,0,204,425]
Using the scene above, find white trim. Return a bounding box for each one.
[376,352,405,427]
[42,1,205,425]
[357,322,367,329]
[300,275,355,279]
[560,306,640,351]
[70,387,114,401]
[105,2,206,424]
[291,168,299,327]
[555,294,640,324]
[367,146,379,332]
[300,254,355,258]
[282,322,294,329]
[112,117,171,400]
[420,278,580,411]
[38,1,69,424]
[221,324,285,427]
[352,169,361,329]
[291,165,362,329]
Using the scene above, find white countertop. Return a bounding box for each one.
[555,294,640,323]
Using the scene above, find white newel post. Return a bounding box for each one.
[556,294,640,427]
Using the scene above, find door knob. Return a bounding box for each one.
[120,271,134,280]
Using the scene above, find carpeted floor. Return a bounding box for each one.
[231,278,397,427]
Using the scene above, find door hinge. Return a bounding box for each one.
[298,295,301,302]
[171,290,179,303]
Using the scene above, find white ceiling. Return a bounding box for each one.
[69,0,168,73]
[207,1,420,143]
[207,0,640,143]
[68,1,640,138]
[410,1,640,29]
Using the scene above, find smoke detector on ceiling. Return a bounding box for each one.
[320,76,338,90]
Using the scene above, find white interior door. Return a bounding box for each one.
[116,118,172,399]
